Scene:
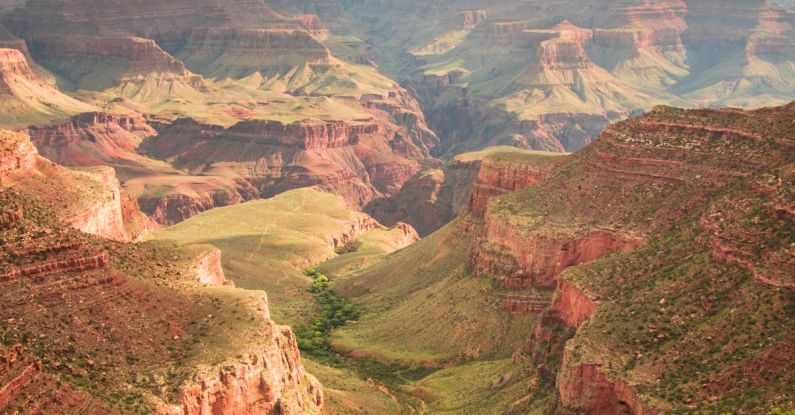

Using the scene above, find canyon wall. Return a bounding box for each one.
[0,188,325,415]
[143,116,426,214]
[158,306,323,415]
[1,129,153,241]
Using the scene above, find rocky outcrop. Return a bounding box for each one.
[557,352,658,415]
[0,251,109,284]
[63,166,133,241]
[473,219,643,289]
[157,296,323,415]
[0,46,36,84]
[553,279,596,328]
[2,129,154,240]
[191,247,230,287]
[469,158,554,217]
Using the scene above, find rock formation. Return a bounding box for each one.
[0,183,324,415]
[336,0,795,154]
[366,147,562,235]
[27,111,157,167]
[0,129,153,241]
[332,102,794,413]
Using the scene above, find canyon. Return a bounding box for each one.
[319,0,795,154]
[0,1,793,414]
[331,103,794,414]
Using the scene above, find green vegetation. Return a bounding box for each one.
[297,269,360,355]
[153,188,372,326]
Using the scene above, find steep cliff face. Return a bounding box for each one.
[556,354,655,415]
[473,221,643,289]
[0,129,154,241]
[552,280,596,328]
[468,154,558,217]
[157,303,323,415]
[0,190,325,415]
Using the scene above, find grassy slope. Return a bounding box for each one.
[317,226,418,278]
[152,187,426,414]
[152,187,373,325]
[333,218,535,363]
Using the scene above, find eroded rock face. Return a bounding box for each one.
[553,280,596,328]
[159,321,323,415]
[1,129,153,241]
[0,46,36,83]
[145,117,426,210]
[473,218,643,289]
[0,129,38,182]
[557,352,657,415]
[469,158,554,217]
[191,247,229,287]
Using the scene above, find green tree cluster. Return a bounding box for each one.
[296,269,360,355]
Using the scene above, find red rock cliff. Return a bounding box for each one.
[469,158,554,217]
[553,279,596,328]
[557,350,658,415]
[157,296,323,415]
[473,216,643,289]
